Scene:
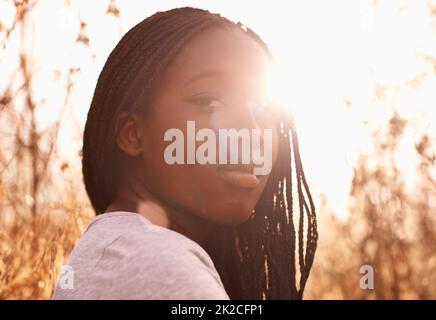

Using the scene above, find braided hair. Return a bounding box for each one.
[82,6,318,300]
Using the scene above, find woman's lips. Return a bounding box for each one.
[217,166,261,189]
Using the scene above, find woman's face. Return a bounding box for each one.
[139,27,279,225]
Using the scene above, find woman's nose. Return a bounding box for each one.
[231,97,266,132]
[233,99,266,150]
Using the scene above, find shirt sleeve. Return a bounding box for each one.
[86,230,230,300]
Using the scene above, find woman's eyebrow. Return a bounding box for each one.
[184,69,227,87]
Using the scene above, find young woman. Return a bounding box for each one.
[53,7,318,300]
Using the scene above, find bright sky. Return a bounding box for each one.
[1,0,436,219]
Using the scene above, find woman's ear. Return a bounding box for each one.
[116,112,144,157]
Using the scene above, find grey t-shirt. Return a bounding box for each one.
[53,211,230,300]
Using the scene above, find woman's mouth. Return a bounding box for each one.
[217,165,261,189]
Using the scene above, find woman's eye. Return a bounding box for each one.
[191,95,224,111]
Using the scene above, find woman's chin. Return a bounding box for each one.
[205,205,254,226]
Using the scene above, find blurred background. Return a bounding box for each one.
[0,0,435,299]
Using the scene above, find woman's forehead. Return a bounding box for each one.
[164,27,271,86]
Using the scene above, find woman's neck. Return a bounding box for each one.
[105,173,214,246]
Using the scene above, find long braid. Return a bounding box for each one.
[290,122,318,295]
[82,7,317,300]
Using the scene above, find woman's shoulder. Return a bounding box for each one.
[88,211,213,264]
[55,211,229,299]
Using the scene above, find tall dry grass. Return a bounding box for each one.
[0,0,95,299]
[305,113,436,299]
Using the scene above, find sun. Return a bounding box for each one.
[263,62,295,115]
